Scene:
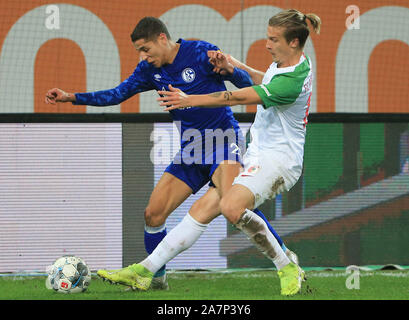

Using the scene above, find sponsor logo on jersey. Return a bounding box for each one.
[181,68,195,83]
[241,165,260,177]
[154,74,162,81]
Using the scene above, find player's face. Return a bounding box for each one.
[265,26,298,66]
[133,34,168,67]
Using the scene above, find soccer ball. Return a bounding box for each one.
[45,255,91,293]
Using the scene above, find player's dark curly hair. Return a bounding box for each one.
[130,17,171,42]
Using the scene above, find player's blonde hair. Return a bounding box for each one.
[269,9,321,48]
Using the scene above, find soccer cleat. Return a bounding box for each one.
[150,273,169,290]
[97,263,154,290]
[277,262,304,296]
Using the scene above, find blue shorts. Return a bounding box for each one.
[165,129,244,194]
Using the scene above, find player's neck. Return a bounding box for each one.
[276,51,303,68]
[164,41,180,65]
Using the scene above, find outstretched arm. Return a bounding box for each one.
[45,63,154,106]
[158,84,262,110]
[45,85,132,107]
[208,50,265,85]
[45,84,135,107]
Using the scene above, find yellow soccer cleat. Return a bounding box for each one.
[97,263,154,291]
[277,262,304,296]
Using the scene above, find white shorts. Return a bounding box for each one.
[233,154,298,208]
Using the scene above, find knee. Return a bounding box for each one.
[144,206,166,227]
[220,197,245,225]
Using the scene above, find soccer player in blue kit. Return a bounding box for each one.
[45,17,298,290]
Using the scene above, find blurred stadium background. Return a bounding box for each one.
[0,0,408,274]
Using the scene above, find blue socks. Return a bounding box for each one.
[144,225,167,277]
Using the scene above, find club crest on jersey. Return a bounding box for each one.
[181,68,195,83]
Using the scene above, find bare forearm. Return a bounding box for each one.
[246,69,265,85]
[189,87,261,108]
[188,91,238,108]
[229,56,265,85]
[67,93,76,102]
[158,85,261,111]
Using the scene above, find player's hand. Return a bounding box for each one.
[45,88,75,104]
[208,50,234,75]
[157,84,191,111]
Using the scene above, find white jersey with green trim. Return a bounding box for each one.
[248,53,313,181]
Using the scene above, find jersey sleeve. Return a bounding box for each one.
[194,41,253,88]
[221,67,253,88]
[73,62,154,106]
[252,62,309,108]
[194,41,221,74]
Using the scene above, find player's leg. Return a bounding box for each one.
[137,187,221,283]
[181,161,295,263]
[223,157,305,295]
[145,172,193,227]
[100,187,222,290]
[219,183,302,295]
[143,171,193,288]
[97,172,193,289]
[211,160,290,254]
[188,186,222,224]
[97,161,219,290]
[252,207,299,264]
[134,165,301,295]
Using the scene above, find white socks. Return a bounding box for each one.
[141,213,208,274]
[235,209,290,270]
[141,209,290,274]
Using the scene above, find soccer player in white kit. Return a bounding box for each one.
[100,9,321,296]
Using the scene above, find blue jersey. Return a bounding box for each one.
[74,39,252,193]
[73,39,252,146]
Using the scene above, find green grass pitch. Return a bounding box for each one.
[0,269,408,300]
